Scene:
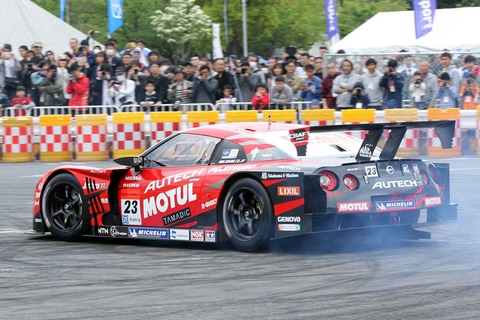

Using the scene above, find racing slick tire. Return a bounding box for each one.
[222,178,274,252]
[42,174,90,241]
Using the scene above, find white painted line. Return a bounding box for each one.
[0,229,29,234]
[450,167,480,171]
[18,175,44,178]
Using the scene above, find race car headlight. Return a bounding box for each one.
[343,174,359,190]
[319,170,338,191]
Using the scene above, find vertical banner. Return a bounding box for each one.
[412,0,436,39]
[60,0,66,21]
[108,0,124,35]
[324,0,340,45]
[212,23,223,59]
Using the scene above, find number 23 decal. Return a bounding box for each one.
[365,165,378,177]
[122,200,139,214]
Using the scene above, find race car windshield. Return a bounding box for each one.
[144,134,221,167]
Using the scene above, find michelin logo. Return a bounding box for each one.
[128,228,169,239]
[375,200,415,212]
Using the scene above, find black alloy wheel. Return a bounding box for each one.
[42,174,89,240]
[222,178,273,251]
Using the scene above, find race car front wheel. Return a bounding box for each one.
[223,178,273,251]
[42,174,89,241]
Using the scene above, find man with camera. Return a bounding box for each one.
[235,61,260,103]
[379,59,404,109]
[36,64,64,107]
[66,63,90,113]
[192,65,218,109]
[349,82,371,109]
[409,71,426,109]
[0,44,21,100]
[440,52,460,95]
[247,53,266,84]
[108,67,136,109]
[460,72,478,109]
[332,59,361,109]
[213,58,234,101]
[434,72,458,109]
[461,55,480,84]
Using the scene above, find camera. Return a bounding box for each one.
[388,67,394,73]
[355,88,362,95]
[78,47,84,53]
[102,71,106,77]
[241,67,248,74]
[134,69,138,75]
[467,79,473,85]
[69,74,76,82]
[414,79,422,85]
[442,81,448,87]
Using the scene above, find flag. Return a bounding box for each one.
[60,0,65,21]
[108,0,124,35]
[412,0,436,39]
[212,23,223,59]
[324,0,340,45]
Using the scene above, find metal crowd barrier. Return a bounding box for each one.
[3,105,120,117]
[4,101,313,118]
[118,103,217,113]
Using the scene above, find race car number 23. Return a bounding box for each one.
[121,199,142,225]
[365,165,378,178]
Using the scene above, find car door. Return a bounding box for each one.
[118,133,220,228]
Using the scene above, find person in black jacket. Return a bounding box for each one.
[89,63,113,107]
[213,58,234,101]
[380,59,404,109]
[139,62,168,105]
[350,82,371,109]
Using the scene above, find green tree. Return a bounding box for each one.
[456,0,480,7]
[338,0,409,38]
[32,0,167,53]
[151,0,212,63]
[203,0,324,58]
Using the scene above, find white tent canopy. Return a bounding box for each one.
[331,7,480,53]
[0,0,101,56]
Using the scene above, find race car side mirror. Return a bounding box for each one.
[114,156,142,172]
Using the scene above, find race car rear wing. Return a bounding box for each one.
[302,120,455,161]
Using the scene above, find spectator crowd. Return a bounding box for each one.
[1,35,480,116]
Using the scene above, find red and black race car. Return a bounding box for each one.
[32,121,457,251]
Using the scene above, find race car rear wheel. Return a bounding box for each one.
[42,174,89,241]
[223,178,273,251]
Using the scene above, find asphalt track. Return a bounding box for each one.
[1,158,480,319]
